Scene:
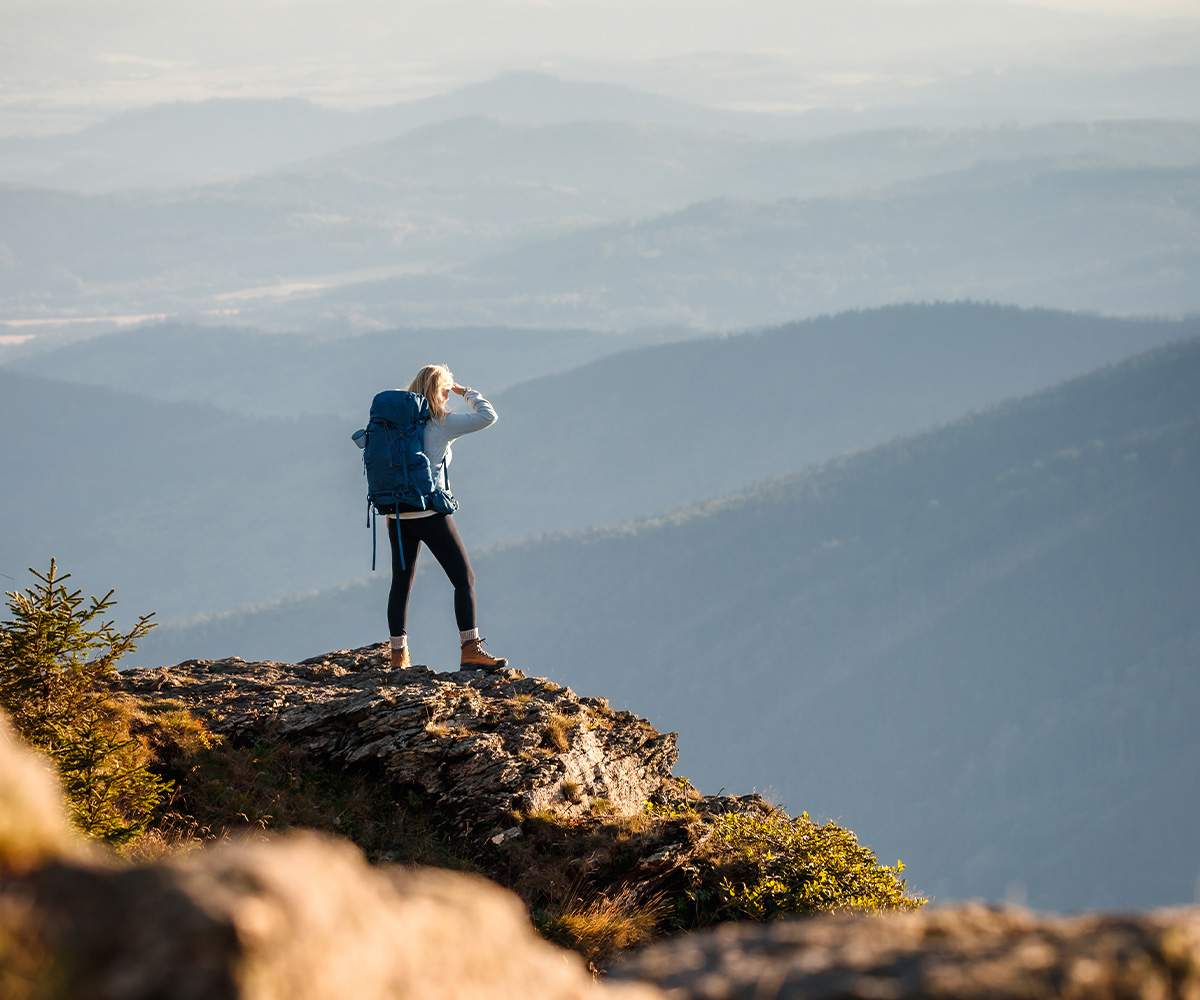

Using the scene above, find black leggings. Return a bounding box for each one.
[387,514,476,636]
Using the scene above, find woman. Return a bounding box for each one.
[387,363,508,673]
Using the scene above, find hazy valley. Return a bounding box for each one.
[2,79,1199,332]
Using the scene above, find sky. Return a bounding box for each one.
[1,0,1199,132]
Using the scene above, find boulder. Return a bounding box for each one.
[610,902,1200,1000]
[5,831,661,999]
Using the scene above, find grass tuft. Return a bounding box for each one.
[541,713,574,752]
[537,890,666,970]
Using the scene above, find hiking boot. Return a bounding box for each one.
[390,645,410,670]
[460,637,508,672]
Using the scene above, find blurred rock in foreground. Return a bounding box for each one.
[0,716,89,874]
[0,708,659,1000]
[611,902,1200,1000]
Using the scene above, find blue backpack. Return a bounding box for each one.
[352,390,458,569]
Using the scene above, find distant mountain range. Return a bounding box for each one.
[297,117,1200,209]
[3,61,1199,193]
[327,160,1197,329]
[446,304,1197,545]
[2,110,1198,329]
[0,74,819,194]
[139,335,1200,913]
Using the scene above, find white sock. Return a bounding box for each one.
[459,628,479,643]
[390,635,408,651]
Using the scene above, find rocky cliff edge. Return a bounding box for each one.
[113,643,687,840]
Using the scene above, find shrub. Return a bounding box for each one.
[694,810,923,922]
[0,561,165,844]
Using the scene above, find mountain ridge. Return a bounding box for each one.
[7,303,1188,630]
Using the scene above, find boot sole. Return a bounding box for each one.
[461,662,508,673]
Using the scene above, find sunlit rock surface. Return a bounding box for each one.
[113,644,681,839]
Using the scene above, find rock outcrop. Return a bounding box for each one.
[11,649,1200,999]
[113,644,682,840]
[610,902,1200,1000]
[0,704,662,1000]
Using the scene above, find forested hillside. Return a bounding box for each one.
[449,304,1196,543]
[3,305,1191,625]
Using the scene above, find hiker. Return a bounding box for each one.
[386,364,508,673]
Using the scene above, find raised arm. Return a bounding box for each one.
[442,384,497,440]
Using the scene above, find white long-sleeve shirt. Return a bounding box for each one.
[391,388,497,520]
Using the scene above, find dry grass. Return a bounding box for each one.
[538,890,666,969]
[121,814,210,863]
[505,696,532,720]
[426,722,472,739]
[541,713,574,752]
[614,811,654,835]
[125,697,219,759]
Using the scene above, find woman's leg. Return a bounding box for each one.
[423,515,507,670]
[386,517,422,637]
[420,514,476,632]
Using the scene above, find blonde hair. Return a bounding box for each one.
[409,364,454,423]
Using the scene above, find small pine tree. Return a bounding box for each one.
[0,560,167,844]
